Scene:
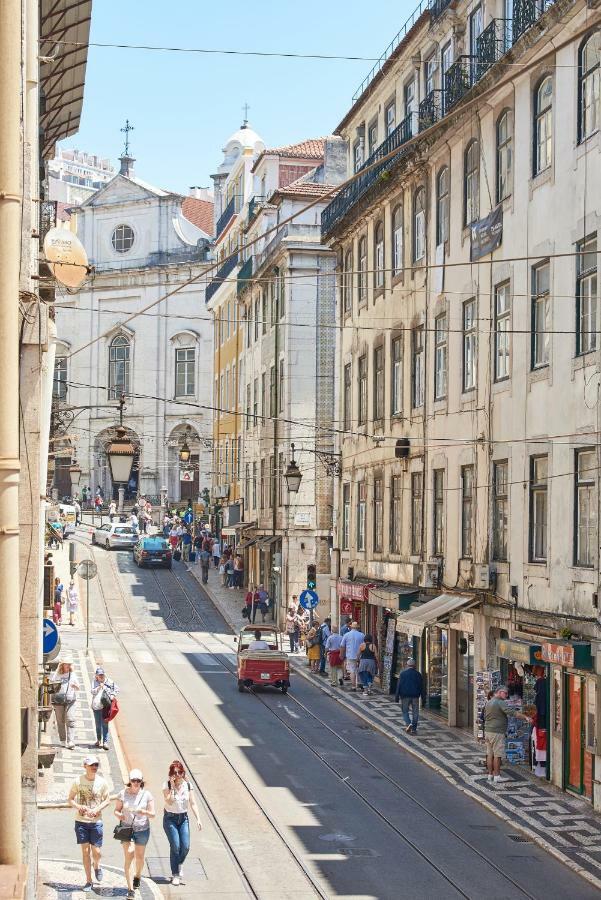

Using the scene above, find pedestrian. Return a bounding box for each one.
[82,486,88,504]
[51,659,79,748]
[199,547,211,583]
[162,760,202,886]
[168,525,179,552]
[233,554,244,588]
[358,633,379,695]
[484,685,531,783]
[339,621,365,692]
[306,626,321,673]
[91,667,119,750]
[67,579,79,626]
[53,576,65,625]
[325,624,344,686]
[114,769,155,899]
[298,608,310,650]
[181,528,192,562]
[74,498,82,526]
[285,606,300,653]
[212,538,221,568]
[129,511,139,532]
[317,617,331,675]
[394,658,423,734]
[225,556,235,588]
[340,615,352,637]
[257,584,269,619]
[68,754,110,893]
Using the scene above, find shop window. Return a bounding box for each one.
[427,626,448,713]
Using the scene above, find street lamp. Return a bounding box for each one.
[179,427,191,464]
[69,458,82,499]
[284,443,302,494]
[106,394,135,513]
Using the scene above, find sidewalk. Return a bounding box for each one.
[186,560,601,892]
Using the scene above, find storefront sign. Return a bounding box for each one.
[541,641,593,669]
[337,579,372,602]
[294,511,312,527]
[470,205,503,261]
[496,638,542,665]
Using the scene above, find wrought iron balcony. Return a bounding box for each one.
[444,56,474,111]
[215,196,237,240]
[513,0,538,42]
[429,0,454,19]
[476,19,509,78]
[247,195,265,226]
[419,90,444,132]
[237,256,253,296]
[205,253,239,304]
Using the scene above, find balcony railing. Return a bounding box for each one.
[429,0,454,19]
[39,200,57,247]
[476,19,509,78]
[215,196,237,240]
[444,56,474,111]
[205,253,239,304]
[247,195,265,226]
[419,90,444,132]
[237,256,253,295]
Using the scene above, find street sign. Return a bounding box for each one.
[42,618,59,655]
[77,559,97,580]
[299,589,319,610]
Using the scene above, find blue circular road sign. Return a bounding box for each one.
[43,618,59,655]
[299,589,319,610]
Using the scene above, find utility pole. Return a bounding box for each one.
[0,0,24,866]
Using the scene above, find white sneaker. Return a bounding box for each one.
[493,775,509,783]
[171,875,180,886]
[487,774,494,782]
[178,869,185,884]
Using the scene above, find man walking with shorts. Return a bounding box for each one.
[340,621,365,692]
[484,686,530,783]
[68,754,110,892]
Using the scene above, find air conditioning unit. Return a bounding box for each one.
[421,559,441,588]
[472,563,491,590]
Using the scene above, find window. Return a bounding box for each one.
[496,111,513,202]
[575,449,597,567]
[462,299,476,392]
[576,234,598,355]
[461,466,474,558]
[343,248,353,314]
[385,101,396,136]
[260,458,265,508]
[269,364,276,417]
[245,310,251,348]
[358,355,368,425]
[436,167,449,246]
[253,377,258,424]
[392,204,403,276]
[404,79,416,134]
[390,475,402,554]
[464,140,479,226]
[534,77,553,175]
[175,348,195,397]
[277,451,284,506]
[434,314,447,400]
[108,334,130,398]
[531,262,550,368]
[433,469,445,556]
[353,140,363,173]
[269,456,275,508]
[246,383,251,428]
[261,372,267,419]
[530,455,548,562]
[373,478,383,552]
[357,482,366,551]
[374,223,384,290]
[368,122,378,157]
[579,33,600,142]
[425,54,436,96]
[245,462,250,506]
[493,461,508,561]
[53,356,67,400]
[411,473,423,555]
[278,358,285,413]
[441,42,453,113]
[252,462,257,508]
[391,337,403,416]
[494,282,511,381]
[254,298,260,341]
[261,291,268,335]
[413,188,426,262]
[358,236,367,303]
[343,363,352,431]
[225,439,229,480]
[111,224,134,253]
[342,484,351,550]
[412,326,424,408]
[469,5,483,80]
[374,346,385,421]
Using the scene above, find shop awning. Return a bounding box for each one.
[368,584,421,610]
[397,593,476,636]
[257,536,279,550]
[237,538,257,551]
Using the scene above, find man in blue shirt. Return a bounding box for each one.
[340,622,365,692]
[395,658,423,734]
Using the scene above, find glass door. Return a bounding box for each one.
[469,6,484,82]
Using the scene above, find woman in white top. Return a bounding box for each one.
[51,660,79,748]
[114,769,155,900]
[162,760,201,886]
[67,580,79,626]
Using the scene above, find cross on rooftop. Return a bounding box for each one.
[120,119,134,156]
[242,102,250,125]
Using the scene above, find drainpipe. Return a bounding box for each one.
[0,0,23,865]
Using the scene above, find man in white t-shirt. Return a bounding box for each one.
[340,622,365,691]
[248,629,270,651]
[68,755,111,892]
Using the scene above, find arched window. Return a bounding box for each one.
[358,236,367,303]
[343,247,353,313]
[534,77,553,175]
[374,222,384,290]
[579,32,600,142]
[436,167,450,246]
[392,204,403,276]
[413,188,426,263]
[496,110,513,202]
[464,140,479,226]
[108,334,130,399]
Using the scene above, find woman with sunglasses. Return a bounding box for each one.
[114,769,155,899]
[162,760,201,886]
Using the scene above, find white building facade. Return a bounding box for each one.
[54,156,215,504]
[48,147,115,206]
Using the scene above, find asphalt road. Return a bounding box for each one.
[78,537,599,900]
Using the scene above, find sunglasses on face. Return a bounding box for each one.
[131,778,142,783]
[87,763,99,768]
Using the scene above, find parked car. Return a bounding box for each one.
[91,522,138,550]
[236,625,290,693]
[133,536,172,569]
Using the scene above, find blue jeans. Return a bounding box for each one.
[319,645,327,673]
[359,670,374,688]
[93,708,109,744]
[163,812,190,876]
[401,697,419,731]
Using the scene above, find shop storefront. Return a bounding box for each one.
[540,640,595,800]
[336,579,374,633]
[494,638,548,776]
[367,585,421,694]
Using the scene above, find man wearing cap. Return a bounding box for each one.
[395,658,423,734]
[484,686,531,783]
[340,621,365,691]
[68,755,110,892]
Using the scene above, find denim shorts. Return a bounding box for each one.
[74,820,103,846]
[131,828,150,846]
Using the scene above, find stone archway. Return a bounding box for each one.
[167,424,201,503]
[93,425,141,502]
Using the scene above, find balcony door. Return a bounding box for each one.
[469,6,484,82]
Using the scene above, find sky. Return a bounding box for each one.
[61,0,414,195]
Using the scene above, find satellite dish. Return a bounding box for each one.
[43,227,89,290]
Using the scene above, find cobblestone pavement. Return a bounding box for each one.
[185,560,601,891]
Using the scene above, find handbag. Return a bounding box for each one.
[113,789,144,841]
[51,672,71,706]
[102,696,119,722]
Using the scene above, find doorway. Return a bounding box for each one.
[456,632,474,729]
[565,673,594,799]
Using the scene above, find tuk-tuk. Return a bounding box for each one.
[58,503,77,536]
[236,625,290,693]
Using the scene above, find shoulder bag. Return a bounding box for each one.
[51,672,71,706]
[113,790,144,842]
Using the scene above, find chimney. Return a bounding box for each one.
[119,154,135,177]
[188,186,213,202]
[322,136,347,186]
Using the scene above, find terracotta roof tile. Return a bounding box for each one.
[182,197,214,236]
[267,138,326,159]
[275,181,339,199]
[56,201,71,222]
